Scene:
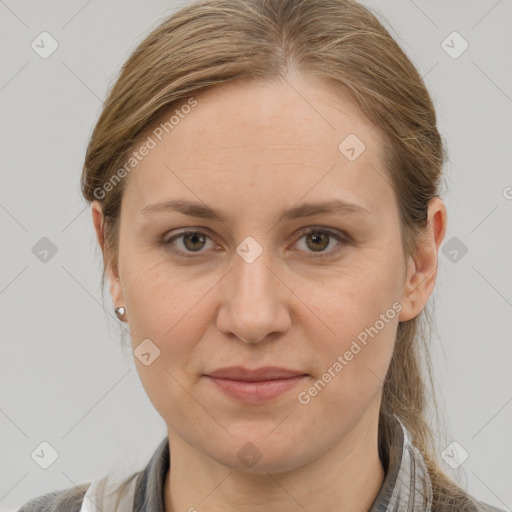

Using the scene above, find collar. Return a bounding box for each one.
[368,413,432,511]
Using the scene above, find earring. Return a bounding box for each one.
[114,307,127,321]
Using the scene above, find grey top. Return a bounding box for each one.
[17,414,505,512]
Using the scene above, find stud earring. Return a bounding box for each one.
[114,307,127,321]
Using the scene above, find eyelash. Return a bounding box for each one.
[162,227,348,260]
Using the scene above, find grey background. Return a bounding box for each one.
[1,1,511,511]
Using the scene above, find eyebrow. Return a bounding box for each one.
[140,198,371,222]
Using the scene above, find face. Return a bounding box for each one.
[93,74,442,474]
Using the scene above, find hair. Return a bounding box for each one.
[80,0,485,510]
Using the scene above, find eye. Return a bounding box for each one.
[162,227,348,259]
[163,230,218,255]
[291,228,346,258]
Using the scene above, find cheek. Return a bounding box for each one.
[305,249,403,339]
[297,247,402,397]
[121,258,215,420]
[121,253,216,351]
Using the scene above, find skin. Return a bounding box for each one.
[92,73,447,512]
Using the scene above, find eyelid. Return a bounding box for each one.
[293,226,348,242]
[163,227,217,243]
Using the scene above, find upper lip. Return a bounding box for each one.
[206,366,308,381]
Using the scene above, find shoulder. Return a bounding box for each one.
[17,482,90,512]
[474,500,508,512]
[440,498,510,512]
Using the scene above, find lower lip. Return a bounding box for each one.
[205,375,308,404]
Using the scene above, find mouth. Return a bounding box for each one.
[204,366,309,404]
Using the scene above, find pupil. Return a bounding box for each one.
[185,232,205,251]
[308,232,328,251]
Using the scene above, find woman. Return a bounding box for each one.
[18,0,506,511]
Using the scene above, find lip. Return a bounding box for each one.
[207,366,307,381]
[204,366,309,404]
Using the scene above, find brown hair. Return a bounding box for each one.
[81,0,482,510]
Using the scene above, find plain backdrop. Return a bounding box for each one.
[1,1,511,511]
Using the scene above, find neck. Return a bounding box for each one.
[164,411,386,512]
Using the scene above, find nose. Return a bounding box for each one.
[216,245,291,344]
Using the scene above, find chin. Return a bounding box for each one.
[204,436,318,476]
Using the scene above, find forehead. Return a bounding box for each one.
[123,75,393,217]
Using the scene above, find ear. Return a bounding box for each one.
[399,197,448,322]
[91,200,125,309]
